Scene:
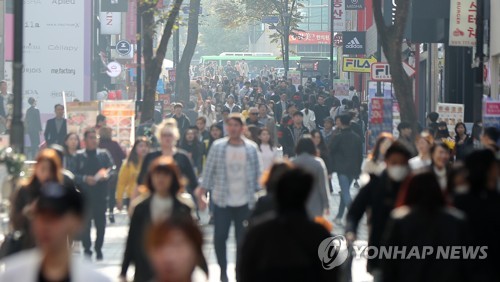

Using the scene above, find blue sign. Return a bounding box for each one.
[262,16,280,24]
[157,79,165,94]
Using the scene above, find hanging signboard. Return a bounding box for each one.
[101,100,136,149]
[333,0,346,32]
[449,0,477,47]
[436,103,465,137]
[483,101,500,129]
[369,98,393,146]
[66,101,100,138]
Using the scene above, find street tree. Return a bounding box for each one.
[175,0,201,104]
[373,0,417,130]
[140,0,183,123]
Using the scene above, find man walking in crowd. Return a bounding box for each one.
[169,103,191,138]
[397,121,418,157]
[25,97,42,160]
[196,113,262,282]
[44,104,67,146]
[257,103,278,145]
[329,114,363,225]
[74,128,115,260]
[246,107,264,128]
[281,111,309,158]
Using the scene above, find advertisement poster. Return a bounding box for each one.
[483,101,500,129]
[23,0,92,118]
[436,103,465,137]
[369,98,393,147]
[101,100,136,149]
[66,101,100,138]
[332,79,350,101]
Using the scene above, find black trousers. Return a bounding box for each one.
[82,203,106,253]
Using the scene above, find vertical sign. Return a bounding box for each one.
[483,101,500,129]
[101,100,136,149]
[100,12,122,35]
[449,0,477,47]
[369,98,393,146]
[24,0,92,120]
[436,103,465,137]
[333,0,346,32]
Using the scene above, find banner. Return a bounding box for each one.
[369,98,393,146]
[449,0,477,47]
[289,31,331,45]
[333,0,346,32]
[100,12,122,35]
[23,0,92,119]
[101,100,136,149]
[436,103,465,137]
[483,101,500,129]
[343,32,366,55]
[66,101,100,138]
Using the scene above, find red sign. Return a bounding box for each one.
[126,0,137,43]
[370,98,384,124]
[485,102,500,115]
[289,31,331,45]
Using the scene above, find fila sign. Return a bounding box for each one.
[370,62,416,81]
[343,56,377,73]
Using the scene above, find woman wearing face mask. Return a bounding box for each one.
[409,131,434,171]
[430,142,452,191]
[363,133,394,176]
[120,157,192,282]
[8,149,64,255]
[346,142,412,279]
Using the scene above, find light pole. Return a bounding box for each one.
[283,0,290,79]
[11,0,23,153]
[330,0,335,87]
[136,4,142,102]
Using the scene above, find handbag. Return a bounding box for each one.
[0,230,24,259]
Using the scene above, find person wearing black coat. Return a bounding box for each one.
[329,114,363,222]
[120,157,192,282]
[44,104,67,146]
[346,142,412,276]
[280,112,309,158]
[238,168,339,282]
[25,97,42,160]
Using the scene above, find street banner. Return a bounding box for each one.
[449,0,477,47]
[332,79,350,101]
[333,0,346,32]
[369,98,393,147]
[101,100,136,149]
[436,103,465,137]
[100,12,122,35]
[66,101,100,138]
[483,101,500,129]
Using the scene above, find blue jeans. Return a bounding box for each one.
[336,174,353,219]
[213,204,250,279]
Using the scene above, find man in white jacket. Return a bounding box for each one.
[0,182,110,282]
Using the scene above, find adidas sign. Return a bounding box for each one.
[345,37,363,49]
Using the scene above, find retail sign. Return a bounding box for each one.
[483,101,500,129]
[333,0,346,32]
[371,62,416,81]
[333,33,343,47]
[345,0,365,10]
[100,12,121,35]
[116,40,132,56]
[342,56,377,73]
[289,31,331,45]
[106,62,122,78]
[342,31,366,55]
[449,0,477,47]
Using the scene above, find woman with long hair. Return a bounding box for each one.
[63,132,80,173]
[363,132,394,176]
[409,131,434,171]
[198,99,217,129]
[10,149,63,253]
[310,130,333,192]
[454,122,471,161]
[116,137,150,211]
[120,156,192,282]
[257,128,279,170]
[207,124,223,153]
[179,128,203,175]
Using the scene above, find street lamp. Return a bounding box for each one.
[11,0,24,153]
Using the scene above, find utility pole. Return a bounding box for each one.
[283,0,290,79]
[136,5,142,102]
[11,0,23,153]
[473,0,484,122]
[329,0,335,86]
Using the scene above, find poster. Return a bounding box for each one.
[23,0,92,120]
[483,101,500,129]
[66,101,100,138]
[369,98,393,147]
[436,103,465,137]
[332,79,350,101]
[101,100,136,149]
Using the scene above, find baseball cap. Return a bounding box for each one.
[35,182,85,217]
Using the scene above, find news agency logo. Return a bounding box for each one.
[345,37,363,49]
[318,236,349,270]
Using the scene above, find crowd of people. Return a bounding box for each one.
[0,70,500,282]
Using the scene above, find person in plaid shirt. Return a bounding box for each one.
[196,113,262,282]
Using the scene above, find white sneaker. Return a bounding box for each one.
[333,218,344,226]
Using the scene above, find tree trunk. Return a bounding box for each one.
[140,0,183,123]
[176,0,201,104]
[373,0,417,131]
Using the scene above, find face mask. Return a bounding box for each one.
[387,165,409,182]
